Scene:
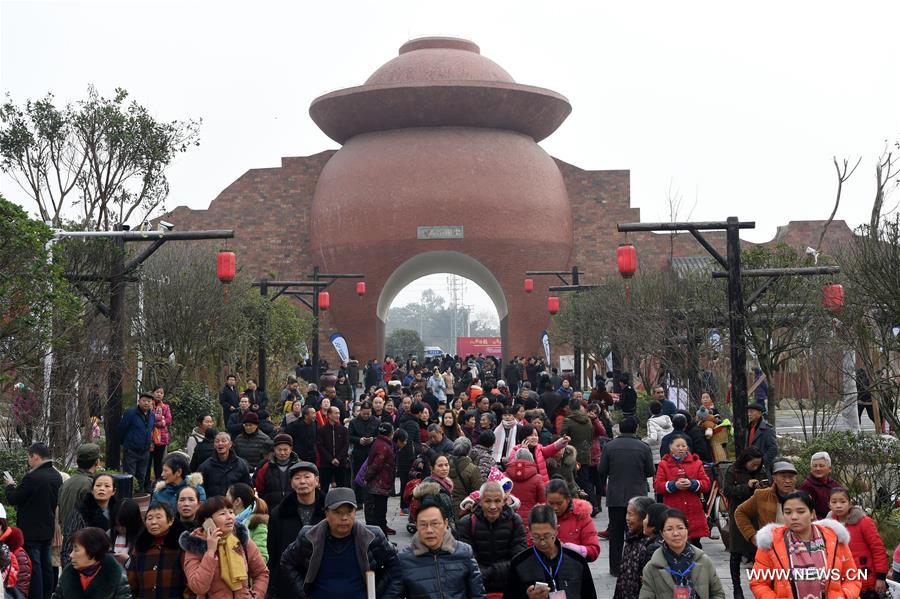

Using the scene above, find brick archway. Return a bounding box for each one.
[375,251,508,359]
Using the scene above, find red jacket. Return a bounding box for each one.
[751,520,861,599]
[514,438,566,484]
[504,458,545,530]
[827,507,889,590]
[654,452,711,539]
[589,417,606,465]
[799,474,842,519]
[555,498,600,562]
[363,435,396,496]
[0,526,30,598]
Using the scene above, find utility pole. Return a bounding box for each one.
[525,266,596,390]
[253,267,364,388]
[617,218,838,452]
[59,225,234,469]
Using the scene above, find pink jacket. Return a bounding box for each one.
[181,526,269,599]
[514,438,566,484]
[152,401,172,447]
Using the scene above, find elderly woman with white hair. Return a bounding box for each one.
[798,450,842,518]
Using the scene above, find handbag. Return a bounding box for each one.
[354,457,370,487]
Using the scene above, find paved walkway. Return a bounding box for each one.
[379,494,749,597]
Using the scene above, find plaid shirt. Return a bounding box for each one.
[127,527,189,599]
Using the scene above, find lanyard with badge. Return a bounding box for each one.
[533,547,567,598]
[665,561,695,599]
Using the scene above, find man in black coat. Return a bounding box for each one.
[198,432,251,498]
[219,374,240,417]
[4,442,63,599]
[316,406,350,490]
[285,405,318,463]
[503,358,521,394]
[457,481,527,594]
[747,401,778,472]
[244,378,268,413]
[266,462,326,598]
[538,388,564,433]
[348,401,380,502]
[597,417,654,577]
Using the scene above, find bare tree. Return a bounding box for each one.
[871,141,900,236]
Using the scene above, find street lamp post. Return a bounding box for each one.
[525,266,597,390]
[253,267,364,389]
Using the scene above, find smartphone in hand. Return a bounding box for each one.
[202,518,217,535]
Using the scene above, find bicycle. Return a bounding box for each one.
[703,461,732,548]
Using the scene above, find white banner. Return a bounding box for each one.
[540,330,551,366]
[329,332,350,363]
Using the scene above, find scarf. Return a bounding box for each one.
[217,533,248,591]
[77,562,103,591]
[785,526,827,599]
[662,543,698,598]
[432,475,454,495]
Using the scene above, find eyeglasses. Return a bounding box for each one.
[663,526,688,534]
[532,533,557,543]
[418,521,445,531]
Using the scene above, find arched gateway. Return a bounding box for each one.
[164,36,642,363]
[307,36,575,361]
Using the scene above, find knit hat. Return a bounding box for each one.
[486,466,514,494]
[272,433,293,447]
[243,412,259,424]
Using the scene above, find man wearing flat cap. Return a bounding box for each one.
[233,411,272,471]
[734,458,798,547]
[57,443,101,527]
[280,487,399,598]
[267,461,326,598]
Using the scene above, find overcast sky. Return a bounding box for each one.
[3,0,899,316]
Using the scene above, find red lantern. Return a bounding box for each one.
[617,244,637,279]
[356,281,366,297]
[318,291,330,311]
[548,296,559,315]
[822,283,844,312]
[216,251,236,283]
[524,278,534,294]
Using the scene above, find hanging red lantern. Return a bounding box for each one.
[524,278,534,294]
[356,281,366,297]
[318,291,330,311]
[548,296,559,315]
[822,283,844,312]
[216,250,236,283]
[617,244,637,279]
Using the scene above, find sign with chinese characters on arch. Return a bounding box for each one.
[456,336,502,358]
[417,225,464,240]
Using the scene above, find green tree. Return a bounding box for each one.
[386,329,424,361]
[0,86,200,229]
[0,195,76,382]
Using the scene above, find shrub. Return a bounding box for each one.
[794,431,900,523]
[167,381,217,451]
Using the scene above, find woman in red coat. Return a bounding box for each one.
[828,487,889,595]
[545,478,600,562]
[654,434,710,546]
[505,448,546,540]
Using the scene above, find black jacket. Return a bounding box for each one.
[254,452,299,509]
[280,520,398,599]
[267,490,326,598]
[5,460,63,542]
[618,386,638,415]
[504,542,597,599]
[188,437,215,473]
[348,415,381,467]
[684,421,714,463]
[597,433,655,508]
[316,422,349,468]
[397,413,421,452]
[62,493,119,568]
[384,530,484,599]
[233,430,273,470]
[538,391,564,432]
[503,363,521,388]
[219,384,240,416]
[457,505,527,593]
[748,418,778,473]
[285,418,317,463]
[197,450,251,498]
[244,388,268,412]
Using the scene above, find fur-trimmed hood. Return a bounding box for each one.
[826,506,866,525]
[569,497,593,519]
[178,522,250,555]
[755,518,851,550]
[413,480,442,499]
[154,472,204,494]
[410,527,460,557]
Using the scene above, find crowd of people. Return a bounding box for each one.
[1,352,898,599]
